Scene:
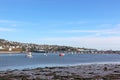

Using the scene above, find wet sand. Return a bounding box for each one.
[0,64,120,80]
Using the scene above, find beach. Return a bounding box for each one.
[0,64,120,80]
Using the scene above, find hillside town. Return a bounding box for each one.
[0,39,120,54]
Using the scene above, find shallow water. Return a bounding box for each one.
[0,53,120,71]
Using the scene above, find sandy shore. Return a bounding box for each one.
[0,64,120,80]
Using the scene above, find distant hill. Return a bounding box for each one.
[0,39,96,53]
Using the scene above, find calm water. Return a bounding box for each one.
[0,53,120,71]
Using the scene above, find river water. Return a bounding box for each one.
[0,53,120,71]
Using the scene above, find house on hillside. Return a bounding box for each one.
[9,47,12,51]
[0,46,4,49]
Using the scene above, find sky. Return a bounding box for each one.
[0,0,120,50]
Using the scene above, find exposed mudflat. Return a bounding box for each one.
[0,64,120,80]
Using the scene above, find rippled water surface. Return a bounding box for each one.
[0,53,120,71]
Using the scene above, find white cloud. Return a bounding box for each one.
[0,20,17,23]
[0,27,15,32]
[37,24,120,50]
[0,20,10,23]
[53,23,120,36]
[49,20,87,27]
[39,36,120,50]
[0,20,21,23]
[0,20,22,27]
[66,21,87,25]
[63,29,119,34]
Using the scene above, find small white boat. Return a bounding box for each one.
[26,52,33,58]
[44,53,47,56]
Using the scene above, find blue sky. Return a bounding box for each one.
[0,0,120,50]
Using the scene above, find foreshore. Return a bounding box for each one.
[0,64,120,80]
[0,51,22,53]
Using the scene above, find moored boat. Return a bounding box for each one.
[26,52,33,58]
[59,53,65,56]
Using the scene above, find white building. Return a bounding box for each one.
[0,46,4,49]
[9,48,12,51]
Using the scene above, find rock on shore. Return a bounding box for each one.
[0,64,120,80]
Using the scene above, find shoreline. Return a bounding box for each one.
[0,51,23,53]
[1,62,120,71]
[0,51,120,54]
[0,64,120,80]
